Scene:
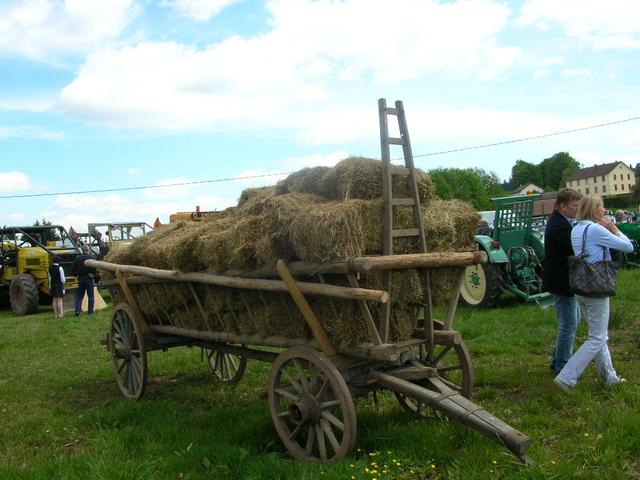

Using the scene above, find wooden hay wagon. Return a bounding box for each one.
[90,99,532,463]
[92,253,533,465]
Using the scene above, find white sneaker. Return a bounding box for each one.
[608,376,627,386]
[553,377,572,392]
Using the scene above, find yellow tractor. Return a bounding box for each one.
[0,225,82,315]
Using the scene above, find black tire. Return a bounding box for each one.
[10,274,40,315]
[0,286,10,308]
[459,262,504,308]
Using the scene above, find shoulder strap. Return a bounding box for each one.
[580,223,590,254]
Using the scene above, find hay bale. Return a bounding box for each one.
[318,157,434,203]
[100,162,480,346]
[254,193,323,265]
[275,167,330,196]
[237,186,276,215]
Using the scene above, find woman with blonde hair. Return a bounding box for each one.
[554,195,633,390]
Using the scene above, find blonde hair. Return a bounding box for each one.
[577,195,602,222]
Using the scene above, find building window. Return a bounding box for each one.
[586,187,590,194]
[630,184,633,191]
[614,174,617,180]
[602,175,605,181]
[628,173,631,180]
[615,184,618,191]
[603,185,607,193]
[595,186,598,194]
[622,183,625,191]
[594,176,598,183]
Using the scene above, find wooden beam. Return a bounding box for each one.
[276,260,337,357]
[88,260,388,304]
[115,270,150,333]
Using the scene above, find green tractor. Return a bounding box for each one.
[0,225,82,315]
[460,194,551,308]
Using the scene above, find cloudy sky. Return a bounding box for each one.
[1,0,639,231]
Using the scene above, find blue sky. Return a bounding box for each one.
[1,0,639,231]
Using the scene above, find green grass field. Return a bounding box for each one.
[1,272,639,480]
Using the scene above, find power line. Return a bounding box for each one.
[2,114,639,200]
[413,115,640,158]
[0,171,294,199]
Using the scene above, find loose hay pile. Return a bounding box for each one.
[105,157,479,349]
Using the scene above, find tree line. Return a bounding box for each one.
[429,152,582,211]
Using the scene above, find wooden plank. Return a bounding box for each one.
[391,197,415,206]
[444,268,465,331]
[347,274,382,345]
[277,260,337,357]
[390,166,410,176]
[115,270,150,333]
[391,228,420,237]
[88,260,389,304]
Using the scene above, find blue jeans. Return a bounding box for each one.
[75,275,95,315]
[556,296,618,386]
[551,294,581,373]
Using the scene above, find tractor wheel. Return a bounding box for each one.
[459,263,504,308]
[10,274,40,315]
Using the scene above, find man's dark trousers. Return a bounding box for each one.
[75,275,95,315]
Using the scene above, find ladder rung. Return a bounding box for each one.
[388,137,405,145]
[392,228,420,238]
[385,107,398,115]
[390,166,410,176]
[391,198,416,206]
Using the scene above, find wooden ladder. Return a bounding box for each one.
[378,98,434,352]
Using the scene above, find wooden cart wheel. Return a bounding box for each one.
[268,348,357,463]
[395,321,474,418]
[109,303,148,400]
[206,349,247,385]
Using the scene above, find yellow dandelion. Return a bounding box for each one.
[365,468,370,473]
[431,464,436,469]
[387,450,392,454]
[492,460,497,464]
[350,464,355,468]
[597,434,603,439]
[584,433,589,437]
[551,460,556,465]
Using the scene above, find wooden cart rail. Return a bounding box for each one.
[90,260,389,304]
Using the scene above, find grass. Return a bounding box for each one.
[1,271,640,479]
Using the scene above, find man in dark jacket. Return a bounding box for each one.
[544,188,581,374]
[71,244,97,316]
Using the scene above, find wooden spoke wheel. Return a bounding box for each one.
[268,348,357,463]
[206,349,247,385]
[395,321,474,418]
[109,303,148,400]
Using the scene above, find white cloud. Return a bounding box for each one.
[142,178,192,200]
[128,167,142,175]
[54,193,134,211]
[0,172,31,192]
[167,0,241,21]
[0,0,137,63]
[0,125,65,140]
[560,68,590,77]
[193,194,237,211]
[8,212,25,221]
[58,0,520,133]
[518,0,640,50]
[0,98,55,112]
